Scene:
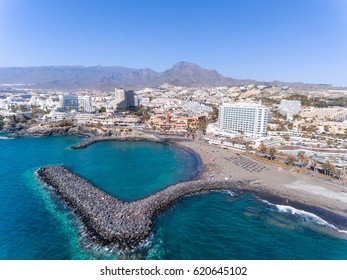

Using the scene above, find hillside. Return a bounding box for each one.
[0,62,337,90]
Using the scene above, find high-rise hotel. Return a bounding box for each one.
[59,95,93,113]
[114,88,139,109]
[218,103,269,138]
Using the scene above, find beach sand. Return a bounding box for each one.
[177,132,347,227]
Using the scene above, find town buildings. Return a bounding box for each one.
[301,107,347,121]
[279,100,301,119]
[1,83,346,179]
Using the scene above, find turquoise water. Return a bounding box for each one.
[1,136,347,259]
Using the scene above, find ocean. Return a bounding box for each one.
[1,135,347,260]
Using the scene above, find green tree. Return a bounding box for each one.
[336,169,343,180]
[323,161,335,176]
[0,115,4,130]
[298,152,309,168]
[277,120,285,131]
[135,105,150,121]
[285,154,297,166]
[245,142,253,151]
[209,106,219,122]
[268,147,277,160]
[30,105,48,118]
[258,143,267,154]
[292,114,301,120]
[99,107,106,113]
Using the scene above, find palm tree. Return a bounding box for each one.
[303,157,309,168]
[286,154,297,166]
[310,158,318,174]
[0,115,4,130]
[245,142,253,151]
[323,161,335,176]
[268,147,277,160]
[258,143,267,155]
[297,152,308,168]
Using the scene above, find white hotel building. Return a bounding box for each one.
[218,103,269,139]
[59,95,93,113]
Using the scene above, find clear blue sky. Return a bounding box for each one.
[0,0,346,86]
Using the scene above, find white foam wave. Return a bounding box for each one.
[260,199,272,206]
[261,199,347,235]
[225,190,236,197]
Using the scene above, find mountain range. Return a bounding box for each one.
[0,62,334,90]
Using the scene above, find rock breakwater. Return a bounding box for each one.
[71,136,161,149]
[37,165,252,249]
[70,135,190,150]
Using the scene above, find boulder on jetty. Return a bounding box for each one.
[70,134,189,150]
[37,165,251,250]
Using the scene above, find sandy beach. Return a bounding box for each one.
[177,132,347,228]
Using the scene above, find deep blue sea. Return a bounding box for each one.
[1,135,347,260]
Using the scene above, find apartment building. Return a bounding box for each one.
[218,103,269,138]
[59,95,93,113]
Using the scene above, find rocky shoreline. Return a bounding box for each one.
[7,125,100,138]
[7,124,192,147]
[37,165,253,249]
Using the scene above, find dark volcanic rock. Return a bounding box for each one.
[36,165,251,249]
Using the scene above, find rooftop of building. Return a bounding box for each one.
[220,102,268,109]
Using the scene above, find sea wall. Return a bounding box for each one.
[37,165,252,249]
[70,135,190,150]
[71,136,162,149]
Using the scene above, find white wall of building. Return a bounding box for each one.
[218,103,269,138]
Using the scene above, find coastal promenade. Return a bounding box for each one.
[37,165,252,249]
